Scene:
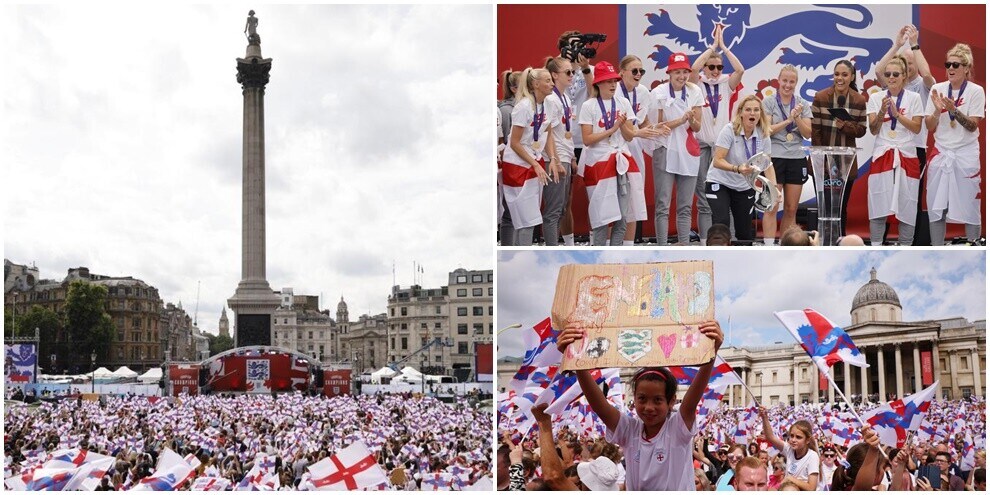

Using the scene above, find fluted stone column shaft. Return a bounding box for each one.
[242,86,267,283]
[843,361,851,398]
[877,347,886,400]
[860,355,869,398]
[913,343,922,393]
[793,367,799,406]
[828,368,835,403]
[932,343,940,384]
[948,350,960,399]
[894,344,904,397]
[971,349,982,398]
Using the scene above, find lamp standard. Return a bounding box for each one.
[91,351,97,394]
[421,355,426,397]
[496,323,522,336]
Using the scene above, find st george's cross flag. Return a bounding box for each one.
[696,384,728,429]
[62,457,115,491]
[669,356,742,388]
[775,309,869,377]
[861,381,938,448]
[191,477,232,491]
[131,448,195,491]
[308,442,388,491]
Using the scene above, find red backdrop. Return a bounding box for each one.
[498,4,986,240]
[208,354,309,393]
[169,364,200,396]
[323,370,352,397]
[475,343,494,381]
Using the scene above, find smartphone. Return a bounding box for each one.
[918,465,941,490]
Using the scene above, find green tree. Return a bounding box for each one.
[64,280,115,369]
[207,333,234,356]
[13,306,63,371]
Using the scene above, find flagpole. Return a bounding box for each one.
[825,372,866,427]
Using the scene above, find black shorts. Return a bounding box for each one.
[772,157,810,185]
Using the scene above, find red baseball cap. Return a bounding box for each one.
[666,52,691,73]
[592,61,621,85]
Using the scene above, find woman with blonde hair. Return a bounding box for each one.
[501,67,556,246]
[498,69,522,245]
[705,95,778,242]
[924,43,985,244]
[542,56,577,246]
[867,54,924,245]
[762,64,812,241]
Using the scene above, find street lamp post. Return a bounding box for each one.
[421,355,426,397]
[91,351,97,394]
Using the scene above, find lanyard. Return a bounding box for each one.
[597,96,616,130]
[743,135,758,159]
[669,83,687,102]
[621,83,637,115]
[704,82,720,118]
[553,87,571,132]
[948,81,968,123]
[531,102,545,143]
[776,93,796,133]
[886,90,904,131]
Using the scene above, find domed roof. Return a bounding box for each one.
[337,296,347,311]
[851,268,900,311]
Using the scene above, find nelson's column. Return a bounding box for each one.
[228,10,280,346]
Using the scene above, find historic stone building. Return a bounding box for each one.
[272,288,335,362]
[338,312,389,374]
[386,268,494,380]
[719,268,985,406]
[4,262,164,373]
[161,302,207,363]
[218,307,230,338]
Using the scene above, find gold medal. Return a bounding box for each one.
[565,131,572,139]
[532,141,541,150]
[950,120,957,129]
[785,133,794,142]
[887,130,897,138]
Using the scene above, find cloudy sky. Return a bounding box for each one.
[497,250,986,358]
[3,5,493,334]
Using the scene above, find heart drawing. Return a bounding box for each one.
[657,333,677,358]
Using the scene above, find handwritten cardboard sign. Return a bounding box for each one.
[552,261,716,371]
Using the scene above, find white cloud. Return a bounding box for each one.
[3,5,493,334]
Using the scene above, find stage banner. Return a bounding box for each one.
[324,370,351,397]
[208,352,310,393]
[475,343,494,382]
[5,344,37,384]
[921,350,934,386]
[553,261,716,371]
[169,364,200,396]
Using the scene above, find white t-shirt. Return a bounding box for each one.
[707,123,773,192]
[578,96,635,157]
[618,83,653,127]
[904,75,932,149]
[544,89,576,163]
[568,65,593,148]
[502,98,551,167]
[928,80,985,149]
[650,82,704,149]
[783,444,820,483]
[698,74,733,145]
[605,412,696,491]
[867,89,924,150]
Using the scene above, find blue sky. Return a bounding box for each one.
[497,250,986,358]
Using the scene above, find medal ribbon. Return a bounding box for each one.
[704,82,720,118]
[597,96,616,130]
[887,90,904,131]
[532,102,545,143]
[948,81,967,124]
[621,83,637,116]
[776,93,796,134]
[669,83,687,102]
[743,135,758,160]
[553,87,571,132]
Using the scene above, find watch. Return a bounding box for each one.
[582,67,591,75]
[910,44,921,51]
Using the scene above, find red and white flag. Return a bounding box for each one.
[308,442,388,491]
[62,457,115,491]
[861,382,938,448]
[191,477,232,491]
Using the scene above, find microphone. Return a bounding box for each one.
[837,96,846,107]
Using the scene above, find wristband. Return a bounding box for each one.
[911,44,920,51]
[581,67,591,75]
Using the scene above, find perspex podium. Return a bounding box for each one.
[807,146,858,246]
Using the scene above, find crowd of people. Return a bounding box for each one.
[498,394,986,491]
[497,24,984,246]
[4,391,492,490]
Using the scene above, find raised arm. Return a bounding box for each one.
[759,406,786,451]
[556,327,621,432]
[679,320,723,429]
[875,26,908,86]
[532,404,579,491]
[907,26,936,89]
[853,427,884,491]
[721,33,745,90]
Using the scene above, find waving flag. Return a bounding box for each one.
[733,402,759,444]
[669,356,742,388]
[421,472,454,491]
[26,468,75,491]
[132,448,195,491]
[46,448,113,470]
[308,442,388,491]
[775,309,869,376]
[697,385,727,429]
[960,431,976,471]
[62,457,115,491]
[917,417,939,443]
[541,368,619,415]
[667,366,698,386]
[520,318,563,369]
[508,365,558,393]
[862,381,938,448]
[191,477,232,491]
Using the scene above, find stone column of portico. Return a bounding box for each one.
[971,349,982,398]
[948,350,960,399]
[843,361,851,399]
[894,343,904,398]
[793,367,799,406]
[742,368,748,406]
[877,346,886,400]
[860,354,869,398]
[913,343,922,393]
[932,343,941,385]
[811,366,819,404]
[828,368,835,403]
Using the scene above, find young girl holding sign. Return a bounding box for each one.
[556,321,723,490]
[759,407,820,491]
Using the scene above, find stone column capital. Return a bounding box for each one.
[237,57,273,90]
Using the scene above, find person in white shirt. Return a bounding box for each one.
[759,409,820,491]
[690,24,746,245]
[924,43,985,244]
[501,68,556,246]
[649,52,702,245]
[541,56,578,247]
[866,55,924,245]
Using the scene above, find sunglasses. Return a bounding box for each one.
[728,455,743,460]
[824,454,836,458]
[945,62,967,69]
[561,70,574,76]
[884,71,901,78]
[630,68,647,76]
[707,64,724,71]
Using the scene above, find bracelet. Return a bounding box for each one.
[911,44,920,51]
